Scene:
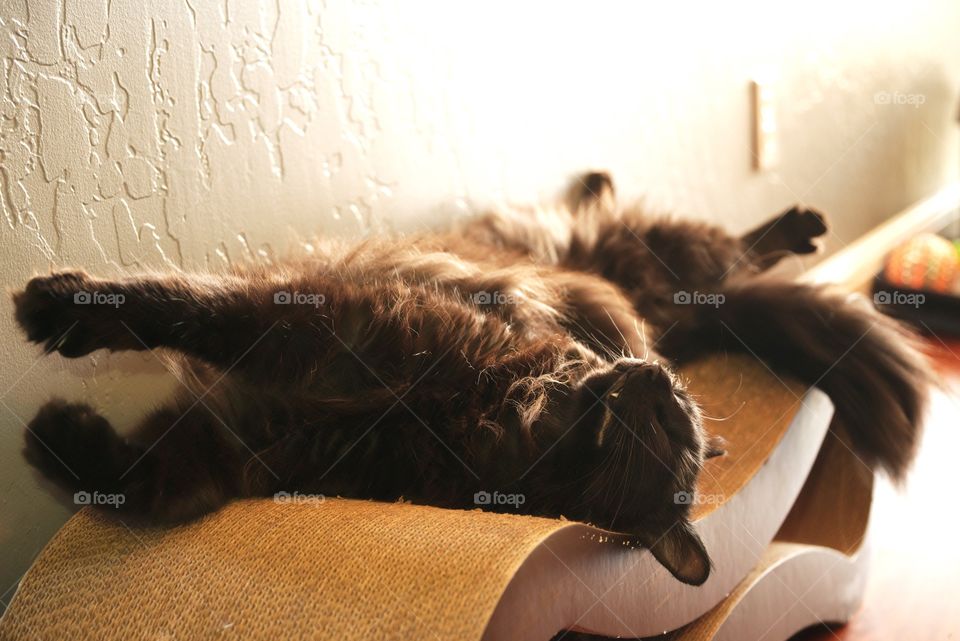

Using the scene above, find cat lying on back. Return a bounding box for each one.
[13,172,928,586]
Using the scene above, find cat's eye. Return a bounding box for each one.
[655,405,669,427]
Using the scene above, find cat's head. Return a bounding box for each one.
[538,357,722,585]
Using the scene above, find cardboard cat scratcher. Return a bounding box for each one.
[0,353,869,641]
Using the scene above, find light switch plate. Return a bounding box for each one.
[751,79,779,171]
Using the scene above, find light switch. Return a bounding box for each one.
[751,80,779,171]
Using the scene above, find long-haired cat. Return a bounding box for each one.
[13,172,929,586]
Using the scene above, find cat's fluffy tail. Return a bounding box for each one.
[663,280,931,479]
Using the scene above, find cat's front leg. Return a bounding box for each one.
[23,396,247,524]
[13,270,142,357]
[13,270,277,365]
[13,269,505,390]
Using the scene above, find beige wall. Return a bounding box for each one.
[1,0,958,607]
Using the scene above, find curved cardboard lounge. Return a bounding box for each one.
[0,355,860,641]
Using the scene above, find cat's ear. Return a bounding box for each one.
[643,519,712,586]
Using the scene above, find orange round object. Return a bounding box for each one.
[884,233,960,293]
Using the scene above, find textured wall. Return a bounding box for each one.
[1,0,958,609]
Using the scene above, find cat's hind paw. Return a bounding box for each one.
[778,206,828,254]
[569,171,616,213]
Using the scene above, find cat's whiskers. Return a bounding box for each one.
[602,307,635,360]
[563,314,619,363]
[607,432,637,529]
[700,401,747,422]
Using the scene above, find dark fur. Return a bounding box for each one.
[15,243,713,583]
[468,171,929,479]
[658,281,928,477]
[13,172,929,587]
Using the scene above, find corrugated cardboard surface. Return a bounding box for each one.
[0,499,576,641]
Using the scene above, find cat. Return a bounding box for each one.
[12,173,929,587]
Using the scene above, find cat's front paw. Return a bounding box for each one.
[13,271,105,357]
[23,399,114,489]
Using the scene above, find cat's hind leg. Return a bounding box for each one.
[562,173,827,279]
[740,205,828,270]
[567,171,616,213]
